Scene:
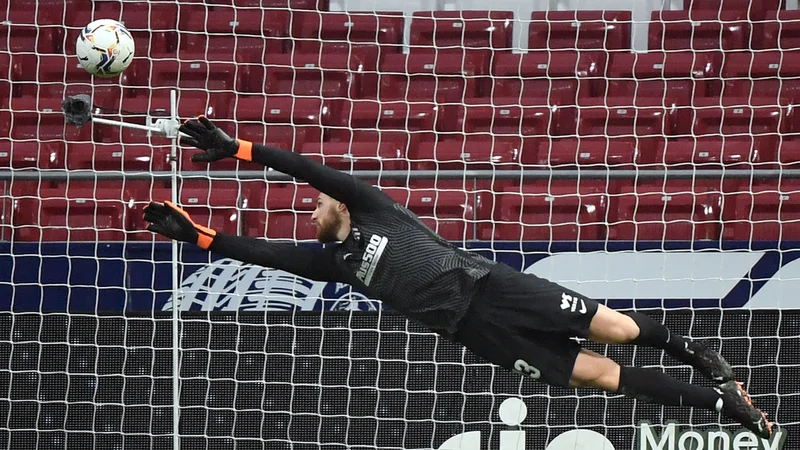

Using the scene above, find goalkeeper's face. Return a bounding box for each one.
[312,194,348,243]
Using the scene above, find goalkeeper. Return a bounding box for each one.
[145,116,772,438]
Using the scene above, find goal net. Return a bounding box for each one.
[0,0,798,449]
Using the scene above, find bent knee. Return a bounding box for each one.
[569,351,621,391]
[589,307,641,344]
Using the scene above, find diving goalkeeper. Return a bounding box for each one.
[145,117,773,438]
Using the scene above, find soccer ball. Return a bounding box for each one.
[75,19,135,78]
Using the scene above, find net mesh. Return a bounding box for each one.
[0,0,799,449]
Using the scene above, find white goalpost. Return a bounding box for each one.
[0,0,799,449]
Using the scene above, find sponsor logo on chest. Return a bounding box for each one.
[356,234,388,286]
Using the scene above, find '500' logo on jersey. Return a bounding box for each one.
[356,234,388,286]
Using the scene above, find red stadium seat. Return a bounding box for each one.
[538,137,639,169]
[777,140,800,167]
[529,11,632,51]
[179,7,290,62]
[604,51,718,107]
[686,0,780,19]
[443,101,561,141]
[233,95,329,149]
[762,10,800,51]
[329,100,437,149]
[414,137,523,170]
[649,11,750,51]
[653,137,770,169]
[383,185,478,241]
[376,48,490,102]
[11,185,136,241]
[6,96,96,142]
[0,141,63,169]
[238,51,372,98]
[299,141,409,171]
[483,181,610,241]
[292,11,404,55]
[727,180,800,241]
[244,184,319,240]
[490,51,605,106]
[410,11,514,50]
[0,0,76,54]
[610,181,723,241]
[575,104,671,138]
[220,0,325,9]
[130,181,245,240]
[124,59,235,115]
[10,54,124,108]
[719,51,800,104]
[690,101,790,140]
[63,143,171,172]
[95,2,179,57]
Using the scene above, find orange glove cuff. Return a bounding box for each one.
[234,139,253,162]
[165,201,217,250]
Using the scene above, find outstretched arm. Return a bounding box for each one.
[143,201,342,282]
[179,116,393,211]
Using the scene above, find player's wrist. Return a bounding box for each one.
[233,139,253,161]
[191,224,217,250]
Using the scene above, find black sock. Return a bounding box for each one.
[617,366,723,411]
[625,311,692,360]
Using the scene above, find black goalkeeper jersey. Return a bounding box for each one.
[207,143,496,337]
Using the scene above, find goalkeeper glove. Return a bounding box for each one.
[179,116,254,163]
[143,201,217,250]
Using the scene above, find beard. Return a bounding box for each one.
[315,210,343,243]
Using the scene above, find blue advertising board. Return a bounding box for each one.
[1,241,799,312]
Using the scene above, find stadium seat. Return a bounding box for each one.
[727,180,800,241]
[11,185,136,241]
[604,51,718,107]
[63,143,171,172]
[0,0,74,54]
[96,2,179,58]
[216,0,326,9]
[490,51,605,106]
[124,59,235,114]
[482,181,610,241]
[179,7,290,62]
[414,137,523,170]
[244,184,319,240]
[653,137,770,169]
[538,137,639,169]
[130,181,245,240]
[610,181,724,241]
[529,11,632,52]
[238,51,373,98]
[5,96,96,142]
[0,141,63,170]
[375,48,490,103]
[10,54,124,110]
[686,0,780,20]
[299,141,409,171]
[233,95,329,149]
[409,11,514,50]
[689,101,790,142]
[761,10,800,50]
[574,104,673,138]
[777,140,800,166]
[719,51,800,104]
[442,101,563,142]
[291,11,404,55]
[649,11,750,51]
[329,100,438,150]
[383,185,478,241]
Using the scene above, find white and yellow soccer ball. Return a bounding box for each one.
[75,19,135,78]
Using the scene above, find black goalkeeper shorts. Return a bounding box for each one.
[454,262,599,388]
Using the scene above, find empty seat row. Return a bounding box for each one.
[7,7,800,57]
[3,95,797,149]
[11,50,800,109]
[3,179,800,242]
